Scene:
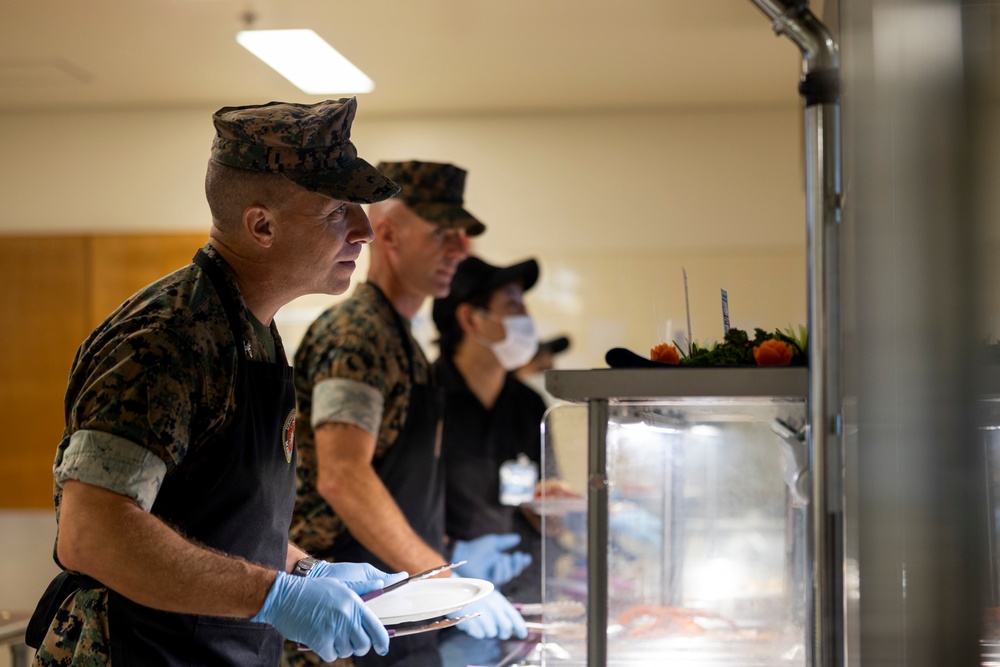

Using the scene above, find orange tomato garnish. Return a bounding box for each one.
[651,343,680,365]
[753,339,793,366]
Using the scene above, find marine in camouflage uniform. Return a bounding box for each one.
[286,283,430,667]
[34,244,280,666]
[31,97,399,666]
[290,281,431,555]
[285,161,486,667]
[289,159,488,559]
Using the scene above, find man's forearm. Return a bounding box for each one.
[314,422,446,574]
[319,467,445,574]
[58,480,276,618]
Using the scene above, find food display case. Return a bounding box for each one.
[521,367,810,667]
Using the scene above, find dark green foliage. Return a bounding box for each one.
[678,326,808,366]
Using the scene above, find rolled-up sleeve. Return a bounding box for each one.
[55,430,168,512]
[312,377,384,436]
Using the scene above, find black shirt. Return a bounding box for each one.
[433,354,554,602]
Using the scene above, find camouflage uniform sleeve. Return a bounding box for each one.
[307,329,393,432]
[55,430,167,512]
[57,326,207,505]
[31,587,110,666]
[311,378,384,435]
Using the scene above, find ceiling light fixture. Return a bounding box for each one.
[236,29,374,94]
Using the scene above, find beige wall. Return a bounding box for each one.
[0,102,806,619]
[0,104,807,365]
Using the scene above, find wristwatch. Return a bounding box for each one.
[291,556,319,577]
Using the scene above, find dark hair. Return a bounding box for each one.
[204,160,293,230]
[435,287,494,359]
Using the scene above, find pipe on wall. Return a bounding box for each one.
[746,2,843,666]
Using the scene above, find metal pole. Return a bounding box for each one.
[804,88,843,667]
[745,3,842,665]
[587,398,609,667]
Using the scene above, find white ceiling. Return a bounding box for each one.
[0,0,817,116]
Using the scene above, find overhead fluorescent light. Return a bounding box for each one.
[236,29,374,94]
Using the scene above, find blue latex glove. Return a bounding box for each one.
[563,504,662,548]
[452,533,532,586]
[252,571,389,661]
[308,560,409,593]
[609,504,662,548]
[449,590,528,640]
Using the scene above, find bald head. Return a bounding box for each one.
[368,197,407,227]
[367,198,413,267]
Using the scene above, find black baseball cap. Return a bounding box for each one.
[433,256,538,330]
[538,336,570,356]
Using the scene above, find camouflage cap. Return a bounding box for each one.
[210,97,399,204]
[377,161,486,236]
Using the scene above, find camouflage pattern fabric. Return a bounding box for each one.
[376,161,486,236]
[40,243,285,661]
[289,282,430,556]
[211,98,399,205]
[32,588,110,667]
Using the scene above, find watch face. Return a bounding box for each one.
[294,557,317,577]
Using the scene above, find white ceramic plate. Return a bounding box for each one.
[365,577,493,625]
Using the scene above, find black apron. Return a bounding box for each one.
[28,250,297,666]
[321,284,445,667]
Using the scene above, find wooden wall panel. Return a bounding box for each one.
[89,234,207,327]
[0,233,209,508]
[0,237,89,508]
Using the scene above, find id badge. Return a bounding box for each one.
[499,453,539,506]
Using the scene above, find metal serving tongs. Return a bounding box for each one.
[387,613,480,637]
[516,600,587,640]
[513,600,585,620]
[360,560,467,602]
